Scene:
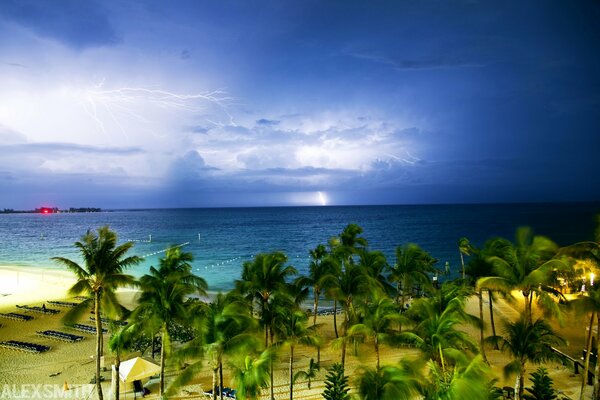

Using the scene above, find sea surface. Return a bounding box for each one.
[0,203,598,291]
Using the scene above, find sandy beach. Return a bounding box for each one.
[0,264,592,399]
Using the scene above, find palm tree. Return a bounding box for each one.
[321,252,342,339]
[235,252,297,347]
[478,227,570,323]
[354,361,424,400]
[348,293,401,369]
[307,244,329,326]
[170,292,258,400]
[133,247,207,397]
[401,286,479,368]
[466,240,501,350]
[230,349,273,400]
[108,324,135,400]
[570,286,600,400]
[358,249,392,296]
[52,226,141,400]
[458,237,474,281]
[328,261,370,367]
[389,243,437,313]
[492,317,566,400]
[274,308,320,400]
[293,358,320,390]
[424,354,492,400]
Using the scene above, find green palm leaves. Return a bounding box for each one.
[478,227,569,322]
[492,317,565,400]
[133,246,207,398]
[53,226,141,400]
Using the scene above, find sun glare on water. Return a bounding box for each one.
[317,191,327,206]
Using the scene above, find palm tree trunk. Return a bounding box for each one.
[212,367,218,400]
[313,288,319,327]
[160,324,167,397]
[594,313,600,400]
[375,336,380,370]
[289,344,294,400]
[113,351,120,400]
[219,361,224,400]
[333,299,339,338]
[488,290,499,350]
[517,361,526,400]
[313,288,321,363]
[94,290,104,400]
[478,289,488,363]
[460,252,465,281]
[581,313,595,400]
[270,328,274,400]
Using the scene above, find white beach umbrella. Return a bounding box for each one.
[118,357,160,383]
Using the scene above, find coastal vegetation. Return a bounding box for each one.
[54,217,600,399]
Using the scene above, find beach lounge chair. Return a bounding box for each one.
[36,330,84,342]
[0,312,34,321]
[0,340,50,353]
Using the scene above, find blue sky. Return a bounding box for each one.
[0,1,598,208]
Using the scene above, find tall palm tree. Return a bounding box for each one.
[570,286,600,400]
[52,226,141,400]
[492,317,566,400]
[170,293,258,400]
[348,293,401,369]
[328,261,370,367]
[108,324,135,400]
[230,349,273,400]
[274,308,320,400]
[307,244,329,326]
[133,247,207,397]
[478,227,569,323]
[401,288,479,368]
[466,240,501,350]
[235,252,297,347]
[458,237,474,281]
[358,249,392,296]
[389,243,437,313]
[321,252,342,339]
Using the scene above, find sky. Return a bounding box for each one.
[0,0,599,208]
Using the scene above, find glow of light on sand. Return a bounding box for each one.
[318,191,327,206]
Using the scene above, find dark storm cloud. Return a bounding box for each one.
[256,118,280,126]
[0,0,118,48]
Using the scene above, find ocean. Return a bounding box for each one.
[0,203,598,291]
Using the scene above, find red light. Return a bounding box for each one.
[43,210,49,214]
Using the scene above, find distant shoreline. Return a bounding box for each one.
[0,207,103,214]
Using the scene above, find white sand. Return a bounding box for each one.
[0,266,76,310]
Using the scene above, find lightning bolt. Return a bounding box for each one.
[80,83,237,142]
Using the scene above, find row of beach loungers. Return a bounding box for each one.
[47,300,79,308]
[0,312,34,321]
[36,330,84,342]
[0,340,50,354]
[70,323,107,334]
[16,305,60,315]
[90,316,128,326]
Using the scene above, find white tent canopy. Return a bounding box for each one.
[118,357,160,383]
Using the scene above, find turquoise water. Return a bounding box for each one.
[0,203,598,291]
